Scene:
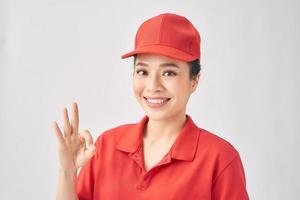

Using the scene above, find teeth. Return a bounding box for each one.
[146,98,168,104]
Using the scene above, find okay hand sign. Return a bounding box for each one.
[53,102,96,171]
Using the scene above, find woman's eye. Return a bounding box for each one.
[162,71,177,76]
[136,69,147,76]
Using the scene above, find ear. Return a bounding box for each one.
[190,74,200,93]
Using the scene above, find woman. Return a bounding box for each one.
[53,13,249,200]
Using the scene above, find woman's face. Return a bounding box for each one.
[132,53,200,121]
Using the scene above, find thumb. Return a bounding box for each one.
[85,144,96,159]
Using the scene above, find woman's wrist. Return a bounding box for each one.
[59,167,78,179]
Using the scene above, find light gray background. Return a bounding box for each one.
[0,0,299,199]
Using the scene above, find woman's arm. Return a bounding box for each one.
[211,154,249,200]
[56,168,79,200]
[53,102,96,200]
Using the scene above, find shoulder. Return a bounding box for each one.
[194,127,245,181]
[93,122,138,146]
[197,127,240,163]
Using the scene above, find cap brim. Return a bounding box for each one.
[121,45,198,62]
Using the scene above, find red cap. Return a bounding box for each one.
[121,13,201,62]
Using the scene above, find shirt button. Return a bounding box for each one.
[137,184,146,190]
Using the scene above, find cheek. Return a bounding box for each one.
[166,79,192,100]
[165,79,189,93]
[132,78,144,96]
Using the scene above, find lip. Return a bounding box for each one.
[143,96,171,108]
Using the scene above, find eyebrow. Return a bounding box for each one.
[135,61,179,68]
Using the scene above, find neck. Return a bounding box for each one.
[143,113,187,143]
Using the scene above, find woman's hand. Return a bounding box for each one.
[53,102,96,171]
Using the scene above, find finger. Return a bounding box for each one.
[63,108,72,137]
[80,130,94,146]
[71,102,79,134]
[85,144,96,158]
[52,121,64,144]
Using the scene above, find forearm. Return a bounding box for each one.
[56,168,79,200]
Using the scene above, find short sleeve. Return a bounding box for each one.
[211,154,250,200]
[76,135,103,200]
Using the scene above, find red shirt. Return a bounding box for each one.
[76,115,249,200]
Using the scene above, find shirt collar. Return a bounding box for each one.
[116,114,200,162]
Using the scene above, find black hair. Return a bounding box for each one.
[188,59,201,80]
[133,55,201,80]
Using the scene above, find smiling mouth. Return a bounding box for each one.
[143,97,171,108]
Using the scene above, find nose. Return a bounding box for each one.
[146,73,164,93]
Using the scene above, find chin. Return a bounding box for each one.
[144,110,175,121]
